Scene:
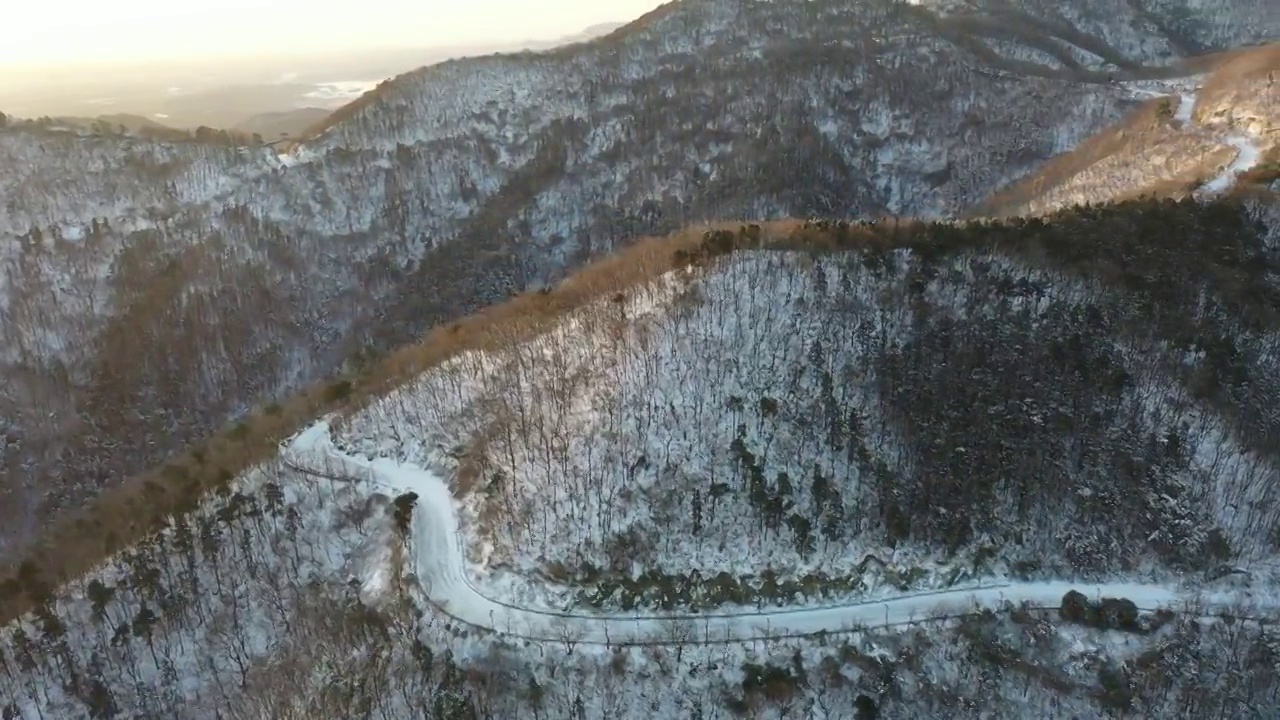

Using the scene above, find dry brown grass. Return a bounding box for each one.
[972,44,1280,220]
[1193,43,1280,189]
[1197,43,1280,102]
[1194,43,1280,131]
[968,98,1175,218]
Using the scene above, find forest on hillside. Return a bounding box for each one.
[5,195,1280,619]
[8,0,1236,560]
[326,197,1280,619]
[3,197,1280,719]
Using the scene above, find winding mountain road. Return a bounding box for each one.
[1125,83,1266,195]
[283,418,1259,646]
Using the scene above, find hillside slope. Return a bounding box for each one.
[974,44,1279,217]
[4,198,1280,719]
[1,0,1276,559]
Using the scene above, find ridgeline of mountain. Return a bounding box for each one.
[527,20,629,49]
[4,198,1280,718]
[76,114,174,132]
[0,0,1276,565]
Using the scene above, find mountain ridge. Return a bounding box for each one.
[6,197,1280,717]
[0,0,1277,616]
[5,193,1280,627]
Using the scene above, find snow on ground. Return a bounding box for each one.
[1200,132,1263,193]
[323,248,1280,618]
[7,245,1280,717]
[1123,79,1267,196]
[0,456,404,718]
[1115,79,1267,197]
[5,406,1265,719]
[1176,91,1197,123]
[285,415,1276,645]
[329,257,959,608]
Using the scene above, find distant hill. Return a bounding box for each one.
[541,21,629,47]
[47,113,172,133]
[95,113,172,131]
[232,107,332,140]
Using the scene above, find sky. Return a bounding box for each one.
[0,0,668,67]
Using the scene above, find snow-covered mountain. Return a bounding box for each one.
[0,0,1276,572]
[0,0,1274,713]
[5,199,1280,719]
[973,44,1279,217]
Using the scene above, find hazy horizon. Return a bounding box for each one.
[1,0,667,70]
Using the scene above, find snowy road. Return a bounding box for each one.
[284,418,1251,646]
[1200,132,1263,194]
[1125,84,1266,196]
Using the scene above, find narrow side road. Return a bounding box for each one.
[1127,84,1266,195]
[283,418,1263,646]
